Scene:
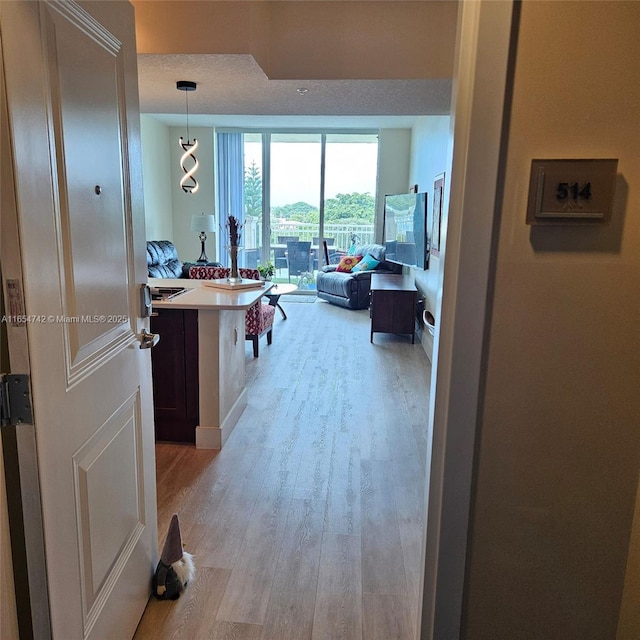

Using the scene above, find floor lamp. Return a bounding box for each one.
[191,214,216,263]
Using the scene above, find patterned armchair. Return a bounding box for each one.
[188,266,276,357]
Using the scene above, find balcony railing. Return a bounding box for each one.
[243,219,376,253]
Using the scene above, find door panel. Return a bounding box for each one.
[45,6,135,385]
[73,391,144,616]
[1,2,157,639]
[47,5,132,368]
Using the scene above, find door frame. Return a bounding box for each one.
[0,27,51,639]
[1,0,518,637]
[418,1,517,638]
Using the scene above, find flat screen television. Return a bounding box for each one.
[383,191,429,269]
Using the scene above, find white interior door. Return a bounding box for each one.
[1,1,157,638]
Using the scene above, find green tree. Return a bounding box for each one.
[244,160,262,218]
[269,192,374,225]
[324,192,375,223]
[272,201,318,222]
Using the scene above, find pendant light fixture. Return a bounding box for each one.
[177,80,199,194]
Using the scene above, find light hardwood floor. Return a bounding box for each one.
[134,297,432,640]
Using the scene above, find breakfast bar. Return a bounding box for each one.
[148,277,272,449]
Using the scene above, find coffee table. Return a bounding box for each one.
[263,282,298,320]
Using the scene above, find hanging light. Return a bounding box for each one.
[177,80,199,194]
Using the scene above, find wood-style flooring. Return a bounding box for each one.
[134,297,432,640]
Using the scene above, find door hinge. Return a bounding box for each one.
[0,374,33,427]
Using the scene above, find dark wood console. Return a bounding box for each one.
[370,274,417,343]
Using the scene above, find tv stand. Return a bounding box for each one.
[370,274,417,343]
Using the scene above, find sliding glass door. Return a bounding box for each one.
[218,130,378,285]
[324,134,378,254]
[270,133,321,285]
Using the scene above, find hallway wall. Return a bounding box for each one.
[463,2,640,637]
[409,115,451,359]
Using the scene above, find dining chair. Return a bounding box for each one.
[286,241,313,282]
[188,266,275,357]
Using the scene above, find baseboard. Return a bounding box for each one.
[195,388,248,450]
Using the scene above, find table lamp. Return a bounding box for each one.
[190,213,216,263]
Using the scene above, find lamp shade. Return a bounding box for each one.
[190,214,216,233]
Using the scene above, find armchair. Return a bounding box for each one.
[188,266,275,357]
[147,240,184,278]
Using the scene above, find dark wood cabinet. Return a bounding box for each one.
[370,274,417,343]
[150,308,199,443]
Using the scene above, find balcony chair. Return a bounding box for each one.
[286,240,313,282]
[243,248,260,269]
[275,236,298,274]
[322,240,346,265]
[187,266,275,357]
[313,237,335,269]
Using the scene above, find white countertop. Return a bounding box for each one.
[149,277,273,311]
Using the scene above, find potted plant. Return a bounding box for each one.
[257,261,275,280]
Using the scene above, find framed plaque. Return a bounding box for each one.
[526,159,618,225]
[431,173,445,256]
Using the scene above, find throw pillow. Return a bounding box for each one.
[351,253,380,272]
[335,255,362,273]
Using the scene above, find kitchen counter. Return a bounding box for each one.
[148,277,273,449]
[148,277,272,311]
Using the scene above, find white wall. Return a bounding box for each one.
[408,116,451,358]
[140,119,216,263]
[463,2,640,637]
[140,116,173,241]
[376,129,412,241]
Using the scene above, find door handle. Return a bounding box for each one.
[140,284,152,317]
[138,330,160,349]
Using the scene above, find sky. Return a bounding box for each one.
[244,140,378,207]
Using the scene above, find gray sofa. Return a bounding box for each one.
[316,244,402,310]
[146,240,222,278]
[147,240,184,278]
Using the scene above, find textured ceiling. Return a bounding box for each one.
[137,53,452,128]
[134,1,458,128]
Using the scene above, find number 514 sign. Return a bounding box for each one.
[526,159,617,225]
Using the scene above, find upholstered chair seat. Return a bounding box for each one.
[188,266,275,357]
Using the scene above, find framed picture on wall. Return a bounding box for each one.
[431,173,445,256]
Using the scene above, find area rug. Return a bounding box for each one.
[280,295,317,303]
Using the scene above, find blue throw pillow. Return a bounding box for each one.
[351,253,380,272]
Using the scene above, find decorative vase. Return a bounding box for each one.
[229,245,240,282]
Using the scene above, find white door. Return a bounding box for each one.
[1,1,157,638]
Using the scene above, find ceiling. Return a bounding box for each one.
[134,1,457,129]
[138,54,452,129]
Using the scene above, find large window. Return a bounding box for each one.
[324,134,378,250]
[217,130,379,286]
